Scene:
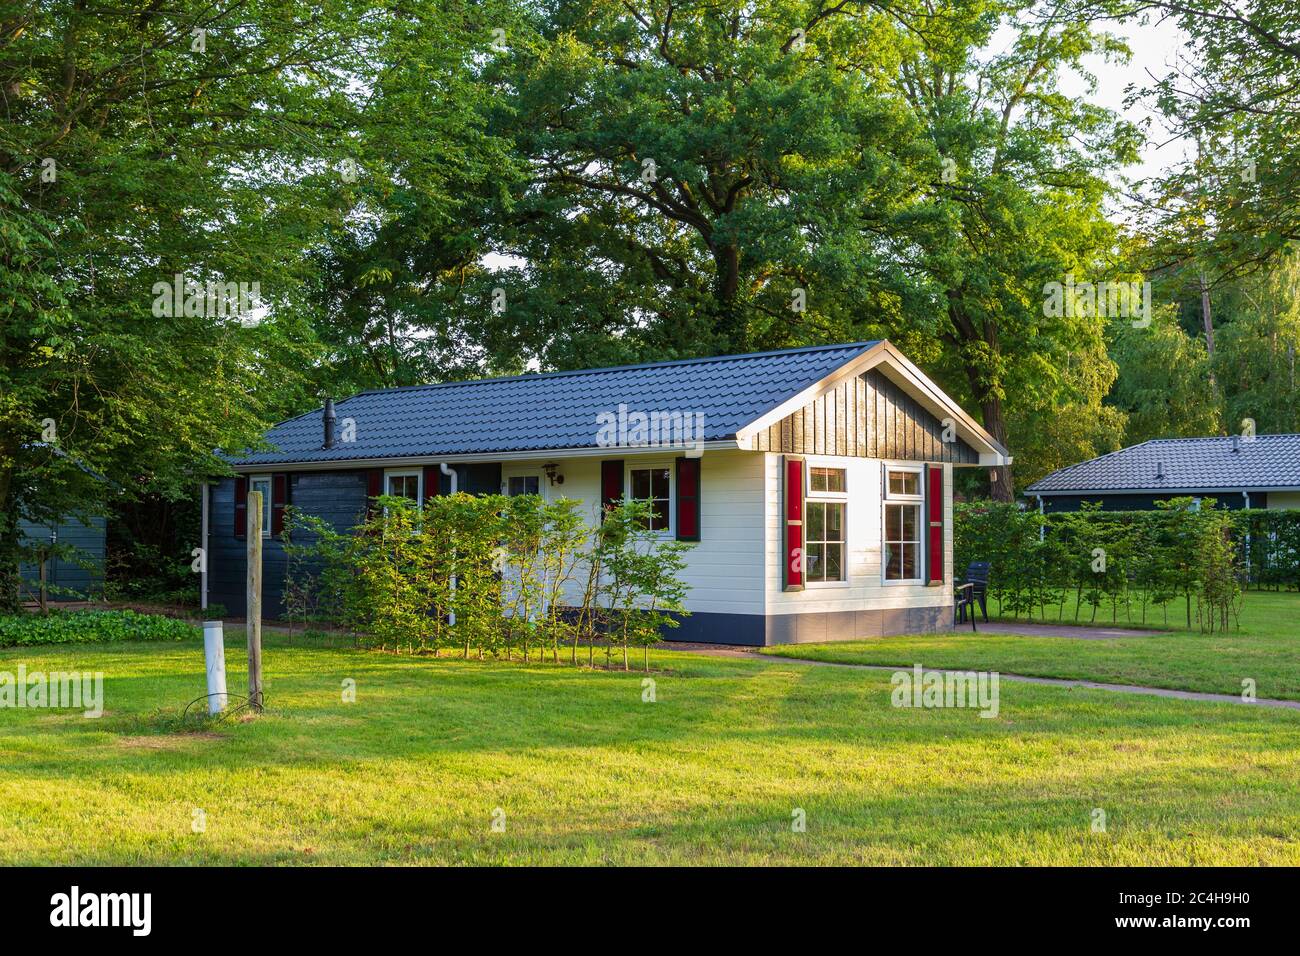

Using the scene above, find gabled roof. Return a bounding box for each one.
[227,340,1010,468]
[1026,434,1300,495]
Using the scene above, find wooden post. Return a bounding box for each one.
[246,489,264,712]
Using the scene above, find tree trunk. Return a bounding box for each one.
[949,300,1013,501]
[978,393,1014,502]
[711,242,744,348]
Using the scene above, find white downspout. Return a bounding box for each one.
[200,481,210,610]
[1037,495,1045,542]
[440,464,458,625]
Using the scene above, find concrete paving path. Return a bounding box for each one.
[976,621,1157,639]
[663,642,1300,711]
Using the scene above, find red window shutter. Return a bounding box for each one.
[926,463,944,584]
[423,465,441,503]
[600,459,624,521]
[675,457,700,541]
[271,473,288,535]
[234,476,248,538]
[366,468,384,518]
[783,455,804,591]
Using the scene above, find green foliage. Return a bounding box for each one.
[955,498,1252,631]
[1107,305,1222,446]
[283,494,692,669]
[1232,510,1300,591]
[1143,0,1300,280]
[0,609,198,647]
[0,0,377,609]
[594,499,692,671]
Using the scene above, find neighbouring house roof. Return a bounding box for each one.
[1026,434,1300,495]
[226,340,1010,468]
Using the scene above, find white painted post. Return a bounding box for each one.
[203,620,228,714]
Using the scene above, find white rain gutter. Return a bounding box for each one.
[440,463,458,625]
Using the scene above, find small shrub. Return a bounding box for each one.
[283,493,694,665]
[0,609,200,647]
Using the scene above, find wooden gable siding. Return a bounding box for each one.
[751,369,978,463]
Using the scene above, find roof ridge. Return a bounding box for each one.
[342,341,879,400]
[1144,433,1300,443]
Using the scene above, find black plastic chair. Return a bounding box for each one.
[954,582,977,631]
[958,561,990,624]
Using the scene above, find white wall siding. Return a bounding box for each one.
[506,449,768,617]
[763,453,952,616]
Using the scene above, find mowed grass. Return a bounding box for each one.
[2,631,1299,865]
[761,590,1300,701]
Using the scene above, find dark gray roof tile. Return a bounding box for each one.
[1026,435,1300,494]
[228,341,878,466]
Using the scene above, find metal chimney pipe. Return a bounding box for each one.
[1156,461,1164,480]
[1232,434,1240,453]
[323,398,337,449]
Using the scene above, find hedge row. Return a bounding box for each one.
[282,494,693,670]
[0,609,200,647]
[954,498,1253,630]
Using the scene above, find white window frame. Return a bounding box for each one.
[383,468,423,508]
[626,461,674,536]
[248,475,272,538]
[805,460,849,587]
[881,463,924,585]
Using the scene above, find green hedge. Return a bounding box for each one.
[0,609,199,647]
[955,498,1255,630]
[1232,509,1300,589]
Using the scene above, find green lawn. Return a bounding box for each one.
[2,630,1300,865]
[761,590,1300,701]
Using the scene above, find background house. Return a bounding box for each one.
[212,341,1010,645]
[18,516,107,601]
[1026,434,1300,512]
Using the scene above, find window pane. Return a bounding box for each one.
[885,504,901,540]
[631,469,650,499]
[387,475,418,500]
[251,480,272,533]
[888,470,919,496]
[901,544,917,579]
[884,543,901,580]
[806,501,824,540]
[629,469,671,531]
[807,543,824,580]
[825,543,843,580]
[651,468,669,498]
[508,476,539,496]
[811,467,845,493]
[826,502,843,539]
[901,504,917,542]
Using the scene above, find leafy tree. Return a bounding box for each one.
[1213,252,1300,435]
[0,0,373,608]
[876,0,1140,498]
[492,1,1139,496]
[1139,0,1300,283]
[501,0,930,359]
[0,1,522,608]
[1107,305,1222,446]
